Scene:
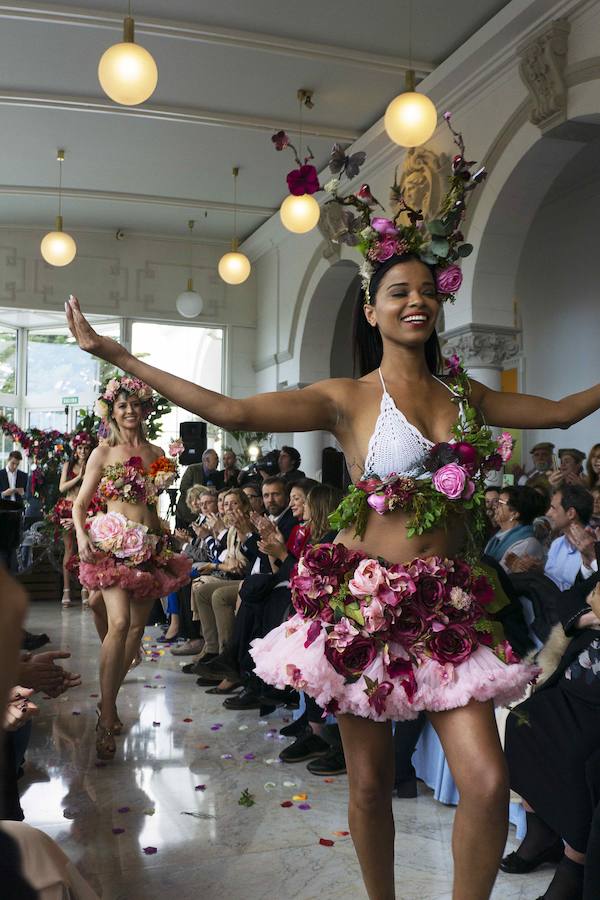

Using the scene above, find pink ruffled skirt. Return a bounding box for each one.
[250,543,538,722]
[76,512,191,602]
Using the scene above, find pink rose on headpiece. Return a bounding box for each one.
[432,463,471,500]
[371,217,397,237]
[436,264,463,295]
[374,236,400,262]
[286,164,320,196]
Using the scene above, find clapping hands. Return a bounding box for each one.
[4,686,39,731]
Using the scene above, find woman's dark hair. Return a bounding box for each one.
[352,254,443,377]
[501,485,548,525]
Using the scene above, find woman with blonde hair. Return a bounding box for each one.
[72,375,190,759]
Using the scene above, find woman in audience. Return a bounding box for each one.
[502,574,600,900]
[584,443,600,491]
[72,376,190,760]
[54,432,96,607]
[190,488,258,662]
[484,486,547,573]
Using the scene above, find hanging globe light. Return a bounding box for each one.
[280,193,320,234]
[218,168,251,286]
[40,150,77,267]
[176,220,203,318]
[384,69,437,148]
[98,10,158,106]
[218,240,252,285]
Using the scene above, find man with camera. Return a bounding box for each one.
[175,448,224,528]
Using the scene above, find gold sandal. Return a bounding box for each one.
[97,703,123,735]
[95,720,116,760]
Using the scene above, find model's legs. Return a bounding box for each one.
[87,591,108,642]
[98,587,131,729]
[337,714,395,900]
[428,699,509,900]
[61,530,74,606]
[118,596,154,686]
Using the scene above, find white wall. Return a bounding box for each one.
[517,170,600,457]
[0,226,257,401]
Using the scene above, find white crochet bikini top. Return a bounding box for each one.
[363,369,464,479]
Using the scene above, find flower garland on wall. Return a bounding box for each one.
[0,416,69,505]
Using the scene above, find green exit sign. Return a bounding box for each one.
[62,396,79,405]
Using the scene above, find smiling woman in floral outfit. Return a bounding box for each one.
[65,118,600,899]
[71,376,190,760]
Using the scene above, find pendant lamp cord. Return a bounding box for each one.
[233,168,238,244]
[58,156,62,219]
[408,0,413,72]
[298,95,304,161]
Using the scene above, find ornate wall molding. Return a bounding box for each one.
[518,17,570,132]
[441,324,521,369]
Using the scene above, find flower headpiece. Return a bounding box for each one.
[273,113,486,304]
[94,375,156,422]
[71,431,96,450]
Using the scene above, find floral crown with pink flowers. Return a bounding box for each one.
[71,431,95,450]
[94,375,157,422]
[272,113,486,304]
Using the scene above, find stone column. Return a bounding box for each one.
[440,324,522,484]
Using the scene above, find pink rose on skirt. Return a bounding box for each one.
[114,523,149,560]
[348,559,386,599]
[89,511,127,551]
[432,463,469,500]
[362,597,389,634]
[435,264,463,295]
[428,624,476,665]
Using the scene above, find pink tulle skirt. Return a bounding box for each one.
[250,543,538,722]
[75,513,191,602]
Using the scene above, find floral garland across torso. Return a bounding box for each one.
[329,356,513,559]
[98,454,178,507]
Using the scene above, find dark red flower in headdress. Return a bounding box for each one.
[271,130,290,151]
[287,165,320,196]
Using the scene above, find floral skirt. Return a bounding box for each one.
[75,511,191,602]
[250,543,539,722]
[48,498,74,529]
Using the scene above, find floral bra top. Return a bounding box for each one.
[98,456,177,507]
[329,356,514,561]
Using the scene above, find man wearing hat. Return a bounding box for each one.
[548,448,586,489]
[518,441,555,489]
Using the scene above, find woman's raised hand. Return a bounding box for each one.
[65,295,123,364]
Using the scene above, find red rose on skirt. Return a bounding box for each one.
[325,635,378,679]
[428,624,476,665]
[471,575,495,607]
[390,606,428,645]
[299,543,360,579]
[417,575,446,614]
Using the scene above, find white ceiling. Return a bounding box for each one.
[0,0,511,242]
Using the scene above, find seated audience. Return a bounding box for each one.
[517,441,555,491]
[512,486,596,591]
[190,488,259,664]
[276,446,305,486]
[484,485,500,535]
[548,448,586,490]
[484,486,547,573]
[175,449,224,527]
[589,486,600,531]
[220,448,241,488]
[585,443,600,491]
[502,573,600,899]
[242,483,265,515]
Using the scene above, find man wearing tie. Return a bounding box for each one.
[0,451,28,506]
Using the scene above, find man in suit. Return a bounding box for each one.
[175,448,225,528]
[0,451,28,507]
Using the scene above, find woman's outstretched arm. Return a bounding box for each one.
[66,296,344,434]
[471,379,600,431]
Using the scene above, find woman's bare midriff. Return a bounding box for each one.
[335,506,466,565]
[105,500,161,531]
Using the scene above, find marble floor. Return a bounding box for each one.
[20,602,552,900]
